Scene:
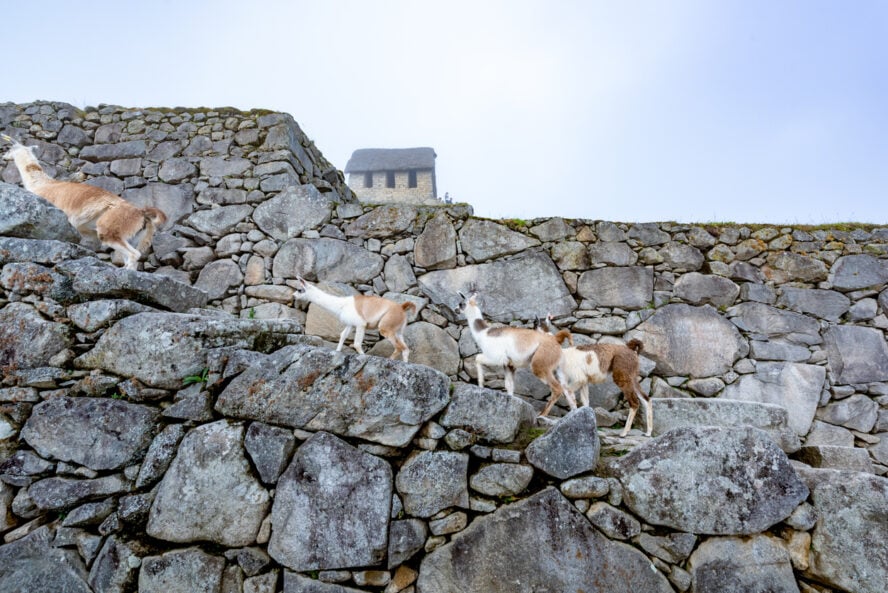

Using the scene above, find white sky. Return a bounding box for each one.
[6,0,888,224]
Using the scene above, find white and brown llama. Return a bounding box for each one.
[536,315,653,436]
[2,134,166,270]
[456,291,568,414]
[293,276,416,361]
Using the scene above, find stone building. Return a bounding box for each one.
[345,147,439,205]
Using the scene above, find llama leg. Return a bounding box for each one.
[353,325,366,354]
[639,390,653,436]
[474,353,492,388]
[579,384,590,407]
[396,334,410,362]
[105,239,141,270]
[620,405,638,437]
[337,326,353,351]
[503,364,516,394]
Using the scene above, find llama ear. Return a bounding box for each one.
[457,291,465,300]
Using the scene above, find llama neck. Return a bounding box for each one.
[13,151,50,192]
[303,284,352,316]
[465,306,489,337]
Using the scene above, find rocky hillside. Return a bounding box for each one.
[1,101,887,593]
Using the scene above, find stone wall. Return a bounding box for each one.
[349,170,438,205]
[1,101,887,593]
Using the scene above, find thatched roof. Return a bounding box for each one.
[345,147,436,173]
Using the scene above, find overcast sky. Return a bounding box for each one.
[6,1,888,224]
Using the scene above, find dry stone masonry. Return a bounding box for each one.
[1,100,887,593]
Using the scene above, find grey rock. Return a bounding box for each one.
[688,535,800,593]
[136,423,188,489]
[586,501,641,540]
[458,218,540,261]
[57,257,208,312]
[0,237,91,265]
[0,302,72,369]
[62,499,116,528]
[804,420,855,447]
[652,398,800,453]
[824,325,888,384]
[587,241,638,266]
[283,572,366,593]
[530,217,574,242]
[245,421,296,484]
[659,241,704,270]
[573,316,627,335]
[627,222,670,245]
[801,468,888,593]
[370,321,459,377]
[185,204,252,236]
[162,389,214,421]
[629,303,746,377]
[728,302,822,345]
[849,297,878,320]
[253,184,333,241]
[383,254,416,292]
[769,252,829,282]
[416,488,674,593]
[124,182,193,227]
[197,187,248,205]
[611,426,808,535]
[225,547,271,577]
[795,445,874,473]
[67,299,158,332]
[388,518,428,569]
[195,259,244,300]
[76,312,304,389]
[577,266,653,309]
[273,237,384,283]
[139,547,225,593]
[28,474,132,511]
[419,252,576,322]
[817,393,879,432]
[22,396,160,470]
[344,204,417,238]
[635,531,697,564]
[158,157,196,182]
[829,254,888,290]
[684,377,725,396]
[80,140,147,161]
[748,339,811,362]
[1,261,74,302]
[199,156,252,177]
[147,421,270,546]
[721,362,826,436]
[0,449,54,480]
[551,241,590,270]
[414,212,457,270]
[525,407,599,479]
[778,287,850,321]
[673,272,740,307]
[439,383,536,444]
[88,535,147,593]
[216,345,450,447]
[396,450,469,518]
[469,463,533,497]
[0,526,92,593]
[269,432,392,571]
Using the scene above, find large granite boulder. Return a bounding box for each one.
[458,218,540,261]
[823,325,888,384]
[416,488,674,593]
[829,254,888,290]
[215,345,450,447]
[414,212,457,269]
[688,535,800,593]
[138,547,225,593]
[525,407,600,479]
[0,526,92,593]
[628,303,747,377]
[146,421,270,547]
[0,237,92,265]
[0,181,79,242]
[418,252,576,322]
[21,397,161,471]
[396,451,469,518]
[0,302,71,369]
[439,383,536,444]
[76,312,305,389]
[728,302,822,345]
[609,426,808,535]
[577,266,653,309]
[272,237,384,283]
[344,204,418,238]
[268,432,392,571]
[253,183,334,241]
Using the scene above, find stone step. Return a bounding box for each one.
[651,398,801,453]
[793,445,874,473]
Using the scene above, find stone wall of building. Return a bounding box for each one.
[349,169,438,205]
[1,101,887,593]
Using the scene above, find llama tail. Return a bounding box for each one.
[626,339,643,353]
[137,207,167,253]
[401,302,417,313]
[553,328,574,346]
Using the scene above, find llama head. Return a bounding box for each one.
[1,135,36,162]
[455,290,480,317]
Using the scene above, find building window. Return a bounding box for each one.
[408,170,417,188]
[386,171,395,188]
[364,172,373,188]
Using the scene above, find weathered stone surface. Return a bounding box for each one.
[689,535,800,593]
[383,253,416,292]
[469,463,534,497]
[80,140,147,161]
[396,450,469,518]
[458,219,540,261]
[216,345,450,447]
[0,526,92,593]
[67,299,158,332]
[721,362,826,436]
[673,272,740,307]
[158,157,196,183]
[628,222,670,245]
[0,237,91,265]
[135,423,187,489]
[273,237,384,283]
[778,287,850,321]
[76,312,304,389]
[748,339,811,362]
[728,301,822,345]
[817,393,879,432]
[800,468,888,593]
[124,182,193,227]
[635,531,697,564]
[185,204,252,236]
[588,241,638,266]
[269,432,392,571]
[245,421,297,485]
[526,407,599,479]
[586,501,641,540]
[284,572,366,593]
[577,266,653,309]
[795,445,874,473]
[0,302,71,369]
[419,252,576,322]
[439,383,536,444]
[139,547,225,593]
[345,204,417,238]
[147,421,270,547]
[0,183,75,242]
[768,252,829,282]
[829,254,888,290]
[416,488,674,593]
[88,535,148,593]
[652,398,800,453]
[195,259,244,300]
[388,518,428,569]
[57,257,208,312]
[253,184,333,241]
[414,212,456,269]
[611,426,809,535]
[629,303,746,377]
[21,396,160,471]
[824,325,888,384]
[369,321,459,377]
[659,241,704,270]
[28,474,132,511]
